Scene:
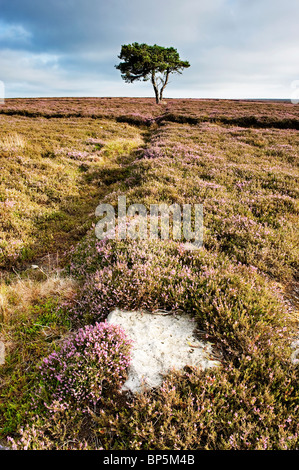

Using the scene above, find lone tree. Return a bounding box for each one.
[115,43,190,104]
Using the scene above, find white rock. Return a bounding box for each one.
[107,309,220,393]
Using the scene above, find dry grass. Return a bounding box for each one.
[0,133,26,151]
[0,274,77,324]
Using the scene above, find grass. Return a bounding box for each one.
[0,97,298,450]
[0,115,144,269]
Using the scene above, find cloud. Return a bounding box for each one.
[0,21,32,49]
[0,0,299,98]
[0,48,154,98]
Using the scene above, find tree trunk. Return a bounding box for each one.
[159,70,170,102]
[151,73,160,104]
[154,87,160,104]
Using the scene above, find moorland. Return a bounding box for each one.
[0,97,298,450]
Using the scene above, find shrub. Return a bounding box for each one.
[92,365,299,450]
[39,322,132,407]
[7,400,94,450]
[68,236,290,359]
[7,401,91,450]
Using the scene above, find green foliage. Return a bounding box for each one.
[116,43,190,82]
[116,43,190,103]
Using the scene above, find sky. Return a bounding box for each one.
[0,0,299,99]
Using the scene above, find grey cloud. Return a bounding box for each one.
[0,0,299,98]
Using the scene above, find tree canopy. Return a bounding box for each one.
[115,43,190,103]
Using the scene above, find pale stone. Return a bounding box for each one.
[107,309,220,393]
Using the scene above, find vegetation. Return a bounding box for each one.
[0,97,298,450]
[116,43,190,103]
[38,322,132,407]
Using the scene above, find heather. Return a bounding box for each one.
[38,322,132,407]
[0,97,298,450]
[2,97,299,128]
[0,97,160,123]
[127,121,299,283]
[69,236,291,349]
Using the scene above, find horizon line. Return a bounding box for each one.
[3,96,292,102]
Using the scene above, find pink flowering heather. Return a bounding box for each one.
[39,322,132,407]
